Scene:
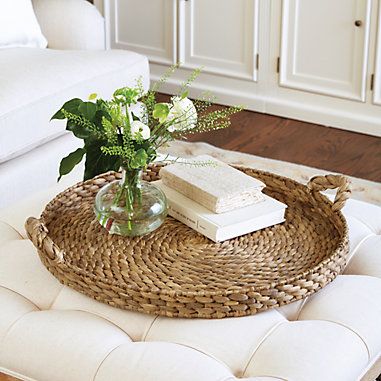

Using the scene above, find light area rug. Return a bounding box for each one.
[160,141,381,206]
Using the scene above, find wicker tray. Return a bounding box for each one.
[25,164,351,319]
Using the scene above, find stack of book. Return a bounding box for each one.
[156,155,287,242]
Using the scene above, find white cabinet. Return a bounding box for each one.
[280,0,371,101]
[373,0,381,105]
[105,0,177,64]
[104,0,381,137]
[179,0,259,81]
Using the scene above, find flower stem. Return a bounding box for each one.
[114,167,142,232]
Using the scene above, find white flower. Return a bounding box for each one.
[129,102,148,124]
[130,121,150,140]
[167,97,197,132]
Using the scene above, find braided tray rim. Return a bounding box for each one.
[26,164,351,318]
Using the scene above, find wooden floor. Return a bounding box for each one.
[158,93,381,182]
[0,375,17,381]
[0,98,380,381]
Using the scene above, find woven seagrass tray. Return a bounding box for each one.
[26,164,351,319]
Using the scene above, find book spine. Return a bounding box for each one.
[166,197,218,242]
[161,171,216,212]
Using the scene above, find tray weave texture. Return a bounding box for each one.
[26,164,351,319]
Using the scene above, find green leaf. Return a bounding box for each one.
[51,108,65,120]
[101,117,114,131]
[94,109,111,127]
[146,146,157,162]
[96,98,108,109]
[64,98,83,113]
[88,93,97,100]
[79,101,97,121]
[153,103,170,123]
[131,112,140,121]
[113,88,124,96]
[113,87,140,105]
[66,120,92,139]
[58,148,86,181]
[83,139,121,180]
[51,98,82,120]
[130,148,148,169]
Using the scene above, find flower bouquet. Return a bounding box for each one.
[52,66,242,236]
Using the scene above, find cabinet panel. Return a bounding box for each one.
[373,0,381,105]
[280,0,371,101]
[179,0,259,81]
[106,0,176,64]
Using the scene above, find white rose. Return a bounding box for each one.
[167,97,197,132]
[129,102,148,124]
[130,121,150,140]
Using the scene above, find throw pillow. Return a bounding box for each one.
[0,0,47,49]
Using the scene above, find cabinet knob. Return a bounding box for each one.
[354,20,362,27]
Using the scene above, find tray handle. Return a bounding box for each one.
[25,217,64,263]
[307,174,351,212]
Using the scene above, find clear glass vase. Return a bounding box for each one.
[94,168,167,237]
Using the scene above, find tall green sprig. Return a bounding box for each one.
[166,105,242,140]
[142,63,180,132]
[178,67,202,99]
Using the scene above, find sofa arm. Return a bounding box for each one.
[32,0,105,50]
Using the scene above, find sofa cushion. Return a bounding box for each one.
[0,133,84,210]
[32,0,105,50]
[0,48,149,163]
[0,0,47,49]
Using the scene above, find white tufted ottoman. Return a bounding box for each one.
[0,176,381,381]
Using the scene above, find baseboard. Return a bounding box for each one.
[151,74,266,113]
[151,74,381,138]
[265,97,381,137]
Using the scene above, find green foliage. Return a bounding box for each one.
[193,92,216,114]
[172,105,244,139]
[58,148,86,181]
[130,148,148,169]
[100,144,134,162]
[140,90,156,129]
[51,98,82,120]
[78,102,97,121]
[62,110,101,139]
[113,86,141,106]
[179,67,202,98]
[84,139,121,180]
[102,117,118,145]
[153,103,170,123]
[53,65,243,182]
[151,63,180,93]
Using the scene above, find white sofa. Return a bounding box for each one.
[0,179,381,381]
[0,0,149,210]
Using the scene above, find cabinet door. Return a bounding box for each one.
[179,0,259,81]
[106,0,177,64]
[373,1,381,105]
[280,0,371,101]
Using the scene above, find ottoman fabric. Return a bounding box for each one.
[0,188,380,380]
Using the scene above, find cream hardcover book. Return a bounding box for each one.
[155,180,287,242]
[159,155,266,213]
